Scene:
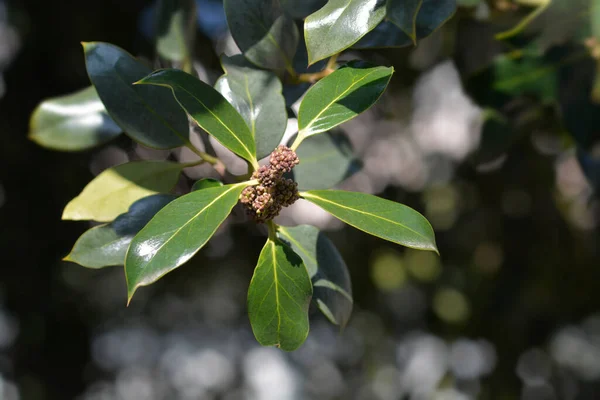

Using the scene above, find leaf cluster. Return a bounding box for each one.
[28,0,449,351]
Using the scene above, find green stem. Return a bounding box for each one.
[290,131,305,151]
[266,220,278,240]
[184,142,226,175]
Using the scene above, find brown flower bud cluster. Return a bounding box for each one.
[240,145,300,223]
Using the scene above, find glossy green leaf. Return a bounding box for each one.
[288,131,360,190]
[215,55,286,160]
[63,161,186,222]
[296,62,393,141]
[247,238,312,351]
[64,194,176,268]
[281,0,327,19]
[155,0,196,64]
[224,0,298,72]
[304,0,386,64]
[278,225,352,327]
[191,178,223,191]
[302,190,438,253]
[83,42,189,149]
[136,69,258,167]
[387,0,422,43]
[125,183,248,300]
[28,86,122,151]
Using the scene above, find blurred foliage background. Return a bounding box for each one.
[2,0,600,399]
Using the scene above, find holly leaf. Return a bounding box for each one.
[155,0,196,64]
[304,0,386,64]
[297,62,393,140]
[83,42,189,149]
[62,161,186,222]
[278,225,353,327]
[125,183,248,301]
[136,69,258,167]
[302,190,438,253]
[64,194,176,268]
[281,0,327,19]
[28,86,122,151]
[224,0,298,71]
[191,178,223,191]
[288,131,360,190]
[247,237,312,351]
[215,55,286,160]
[387,0,422,43]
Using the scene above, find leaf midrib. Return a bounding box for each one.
[302,192,430,243]
[300,68,384,135]
[129,183,244,273]
[168,81,256,162]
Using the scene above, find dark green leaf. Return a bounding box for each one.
[215,55,286,160]
[387,0,422,42]
[302,190,438,253]
[304,0,386,64]
[136,69,258,167]
[63,161,187,222]
[155,0,196,64]
[288,131,360,190]
[247,238,312,351]
[278,225,352,326]
[64,194,176,268]
[281,0,327,19]
[296,62,393,141]
[409,0,456,39]
[83,42,189,149]
[356,0,456,49]
[224,0,298,72]
[28,86,122,151]
[191,178,223,191]
[125,183,248,300]
[353,21,412,49]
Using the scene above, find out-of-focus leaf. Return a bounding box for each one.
[558,55,600,150]
[354,21,413,49]
[247,238,312,351]
[64,194,176,268]
[28,86,121,151]
[296,62,393,141]
[469,109,517,165]
[496,0,551,40]
[386,0,422,43]
[224,0,298,72]
[466,50,560,108]
[278,225,352,327]
[136,69,257,166]
[457,0,480,6]
[281,0,327,19]
[215,55,286,160]
[125,183,248,301]
[577,147,600,192]
[63,161,186,222]
[304,0,386,64]
[288,131,360,190]
[83,42,189,149]
[155,0,196,64]
[302,190,438,253]
[191,178,223,191]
